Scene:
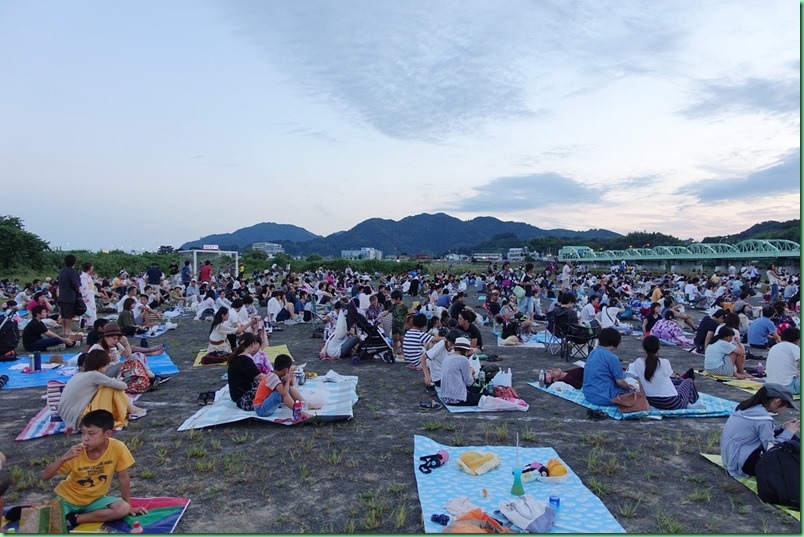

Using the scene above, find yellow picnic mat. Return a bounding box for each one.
[697,371,801,400]
[701,453,800,521]
[193,344,294,366]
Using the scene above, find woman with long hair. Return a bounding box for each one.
[627,336,699,410]
[227,332,266,410]
[720,384,799,477]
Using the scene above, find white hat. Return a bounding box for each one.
[453,337,471,350]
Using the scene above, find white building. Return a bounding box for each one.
[341,247,383,260]
[252,242,285,257]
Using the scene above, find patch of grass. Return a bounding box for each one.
[655,507,685,533]
[451,429,465,446]
[580,433,608,449]
[210,438,222,450]
[324,449,342,466]
[493,421,509,441]
[186,445,207,458]
[645,471,658,481]
[185,429,203,442]
[367,403,381,411]
[682,487,712,504]
[624,446,639,460]
[27,455,57,467]
[230,431,251,444]
[671,431,684,455]
[388,483,405,494]
[586,477,609,495]
[520,426,537,442]
[302,439,315,453]
[394,506,407,528]
[300,463,312,481]
[343,519,356,533]
[138,469,156,479]
[547,420,565,431]
[126,434,144,451]
[682,473,707,485]
[192,459,217,473]
[618,499,641,518]
[422,420,446,431]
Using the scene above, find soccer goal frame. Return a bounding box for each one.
[178,249,239,280]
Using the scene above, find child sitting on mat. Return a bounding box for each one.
[252,354,314,417]
[40,410,148,530]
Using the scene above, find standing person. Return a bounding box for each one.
[518,263,536,322]
[720,385,799,477]
[80,262,98,329]
[561,261,572,292]
[145,263,163,291]
[40,410,148,530]
[180,261,192,289]
[198,260,213,285]
[168,261,180,288]
[58,254,82,337]
[389,290,409,359]
[767,263,781,303]
[582,328,632,406]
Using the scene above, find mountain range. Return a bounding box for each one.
[181,213,621,257]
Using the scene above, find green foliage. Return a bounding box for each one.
[0,216,51,271]
[702,219,800,244]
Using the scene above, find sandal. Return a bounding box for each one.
[419,400,442,411]
[486,354,503,362]
[129,410,147,420]
[197,392,208,405]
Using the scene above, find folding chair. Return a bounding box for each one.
[308,295,330,338]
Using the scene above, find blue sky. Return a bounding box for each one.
[0,0,799,251]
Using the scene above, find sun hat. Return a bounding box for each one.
[453,337,472,350]
[764,383,799,411]
[101,323,123,337]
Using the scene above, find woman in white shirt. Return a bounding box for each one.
[767,263,781,302]
[208,307,256,354]
[595,298,624,329]
[628,336,700,410]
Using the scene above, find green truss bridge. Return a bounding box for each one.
[558,240,801,263]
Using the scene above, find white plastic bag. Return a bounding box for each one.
[495,367,512,387]
[469,355,481,376]
[478,395,529,412]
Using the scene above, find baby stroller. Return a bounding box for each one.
[344,302,395,364]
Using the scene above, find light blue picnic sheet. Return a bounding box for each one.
[434,386,528,413]
[0,353,180,390]
[177,373,358,430]
[527,382,737,420]
[413,435,625,533]
[496,336,545,348]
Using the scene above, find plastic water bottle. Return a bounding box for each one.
[549,488,560,510]
[130,521,143,533]
[33,351,42,371]
[292,400,302,422]
[538,369,545,387]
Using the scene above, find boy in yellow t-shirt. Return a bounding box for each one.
[40,409,148,530]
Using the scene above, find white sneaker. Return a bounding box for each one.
[284,319,298,325]
[166,322,178,330]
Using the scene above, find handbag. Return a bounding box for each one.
[610,389,649,413]
[74,297,87,316]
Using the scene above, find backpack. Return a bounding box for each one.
[755,439,800,509]
[500,320,520,340]
[0,314,19,358]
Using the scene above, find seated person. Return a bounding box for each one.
[595,298,625,329]
[772,301,795,330]
[26,291,53,314]
[747,306,781,349]
[439,337,481,406]
[649,311,694,347]
[252,354,313,417]
[58,349,147,430]
[546,367,584,389]
[765,327,800,395]
[208,307,258,356]
[720,384,799,477]
[321,301,360,360]
[704,326,749,379]
[89,323,166,392]
[117,298,149,336]
[227,333,266,410]
[133,294,162,327]
[422,329,460,391]
[403,313,432,371]
[628,336,699,410]
[661,296,698,331]
[40,410,148,530]
[692,308,727,353]
[22,305,77,351]
[582,328,632,406]
[457,308,483,354]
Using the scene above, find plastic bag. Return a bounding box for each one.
[478,395,529,411]
[495,368,512,387]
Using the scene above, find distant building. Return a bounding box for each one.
[252,242,285,257]
[341,247,383,260]
[506,247,529,262]
[472,252,503,262]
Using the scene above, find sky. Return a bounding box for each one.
[0,0,799,252]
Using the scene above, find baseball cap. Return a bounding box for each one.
[764,383,799,411]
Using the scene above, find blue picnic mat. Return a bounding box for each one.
[434,386,528,413]
[413,435,625,533]
[527,382,736,420]
[0,353,180,390]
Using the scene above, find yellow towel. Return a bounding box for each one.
[457,451,501,476]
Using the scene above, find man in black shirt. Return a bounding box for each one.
[23,305,76,352]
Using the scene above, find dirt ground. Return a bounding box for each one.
[1,291,800,534]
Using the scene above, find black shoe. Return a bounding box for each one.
[157,375,171,385]
[65,512,78,531]
[205,391,217,404]
[586,409,607,421]
[197,392,208,405]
